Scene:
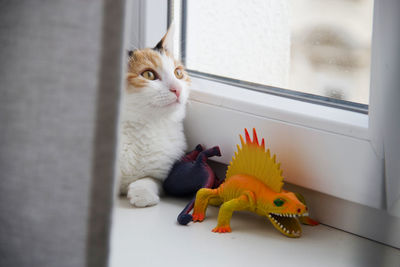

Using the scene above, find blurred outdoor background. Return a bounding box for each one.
[171,0,374,105]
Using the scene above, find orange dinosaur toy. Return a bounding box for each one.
[192,128,318,237]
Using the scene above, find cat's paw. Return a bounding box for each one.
[127,184,160,207]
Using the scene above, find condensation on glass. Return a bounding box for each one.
[170,0,373,105]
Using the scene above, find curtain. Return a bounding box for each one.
[0,1,125,266]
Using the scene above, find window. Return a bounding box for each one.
[163,0,383,210]
[129,0,400,248]
[170,0,373,112]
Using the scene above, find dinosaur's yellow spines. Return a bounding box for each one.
[226,128,284,193]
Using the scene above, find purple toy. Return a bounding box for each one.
[163,145,222,225]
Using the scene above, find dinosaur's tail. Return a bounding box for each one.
[177,197,195,225]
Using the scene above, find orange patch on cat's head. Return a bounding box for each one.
[128,48,162,72]
[126,49,162,92]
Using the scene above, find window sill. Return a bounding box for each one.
[109,197,400,267]
[189,76,369,140]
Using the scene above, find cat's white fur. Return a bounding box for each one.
[118,26,190,207]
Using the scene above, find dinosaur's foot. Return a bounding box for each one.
[192,213,205,222]
[210,146,221,157]
[201,146,221,158]
[177,214,192,225]
[212,225,231,233]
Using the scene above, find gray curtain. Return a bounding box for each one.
[0,1,124,266]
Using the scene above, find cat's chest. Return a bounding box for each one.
[120,120,186,178]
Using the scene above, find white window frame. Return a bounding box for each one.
[127,0,400,247]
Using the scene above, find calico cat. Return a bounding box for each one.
[119,25,191,207]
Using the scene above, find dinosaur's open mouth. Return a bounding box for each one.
[267,213,306,238]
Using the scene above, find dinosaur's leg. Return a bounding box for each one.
[201,146,221,159]
[192,188,220,222]
[177,197,195,225]
[194,146,221,166]
[209,197,223,206]
[182,144,204,162]
[212,194,252,233]
[193,147,222,189]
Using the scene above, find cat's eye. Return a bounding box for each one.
[141,70,156,80]
[174,68,184,79]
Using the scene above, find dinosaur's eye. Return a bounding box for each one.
[274,198,285,207]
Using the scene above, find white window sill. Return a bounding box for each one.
[109,197,400,267]
[189,76,369,140]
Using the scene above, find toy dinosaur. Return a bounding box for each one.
[192,128,318,237]
[163,145,223,225]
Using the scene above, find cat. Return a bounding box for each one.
[118,25,191,207]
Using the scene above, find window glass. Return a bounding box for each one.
[170,0,373,107]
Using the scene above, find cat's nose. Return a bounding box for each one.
[169,88,181,98]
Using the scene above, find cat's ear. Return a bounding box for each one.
[154,23,175,54]
[128,50,135,57]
